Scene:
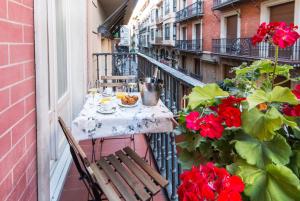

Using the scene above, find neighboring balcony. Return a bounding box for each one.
[154,36,163,45]
[212,38,300,65]
[212,0,244,10]
[156,15,163,24]
[175,1,204,23]
[175,39,203,53]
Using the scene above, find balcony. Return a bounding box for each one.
[175,1,204,23]
[212,38,300,65]
[154,36,163,45]
[156,15,163,24]
[175,39,203,53]
[212,0,244,10]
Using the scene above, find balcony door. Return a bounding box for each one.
[226,15,238,54]
[195,23,201,50]
[181,27,187,49]
[269,2,295,59]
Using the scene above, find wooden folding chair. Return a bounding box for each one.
[58,117,168,201]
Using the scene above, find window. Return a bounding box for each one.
[165,23,170,40]
[151,29,154,40]
[173,23,177,40]
[165,0,170,15]
[194,59,201,76]
[173,0,177,12]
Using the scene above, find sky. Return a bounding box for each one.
[129,0,146,25]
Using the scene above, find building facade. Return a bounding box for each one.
[135,0,300,85]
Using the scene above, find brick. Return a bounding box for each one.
[0,173,13,201]
[6,174,26,201]
[0,20,23,43]
[8,1,33,25]
[9,44,34,63]
[0,0,7,19]
[25,126,35,148]
[24,61,35,78]
[12,110,35,145]
[24,93,35,113]
[23,25,34,43]
[0,138,26,183]
[0,64,23,88]
[23,0,34,8]
[0,44,8,66]
[0,130,11,159]
[20,175,36,201]
[11,77,35,104]
[25,156,36,183]
[0,88,9,112]
[0,101,24,134]
[12,152,27,186]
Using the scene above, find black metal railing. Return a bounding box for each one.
[93,53,138,80]
[212,0,243,10]
[175,39,203,52]
[137,53,204,201]
[212,38,300,64]
[176,1,204,22]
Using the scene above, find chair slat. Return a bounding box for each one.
[98,158,139,201]
[123,147,168,187]
[107,154,151,201]
[90,163,122,201]
[115,150,160,195]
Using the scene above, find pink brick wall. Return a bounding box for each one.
[0,1,37,201]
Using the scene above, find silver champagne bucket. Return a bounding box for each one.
[139,77,163,106]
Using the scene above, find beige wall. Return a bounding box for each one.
[87,0,113,83]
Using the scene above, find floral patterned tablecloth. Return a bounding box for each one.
[72,93,174,141]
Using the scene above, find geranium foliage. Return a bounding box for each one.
[177,22,300,201]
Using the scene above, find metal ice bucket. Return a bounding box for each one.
[139,78,163,106]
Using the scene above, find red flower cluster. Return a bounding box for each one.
[185,96,244,139]
[178,163,245,201]
[252,22,300,48]
[282,84,300,117]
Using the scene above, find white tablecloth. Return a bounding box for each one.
[72,93,174,141]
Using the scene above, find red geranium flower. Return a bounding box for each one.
[218,106,242,128]
[178,163,245,201]
[282,104,300,117]
[186,111,201,131]
[199,114,224,139]
[252,22,300,48]
[220,96,246,108]
[292,84,300,99]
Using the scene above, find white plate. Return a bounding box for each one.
[97,107,117,114]
[118,101,139,108]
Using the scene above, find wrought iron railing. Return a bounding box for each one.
[212,38,300,64]
[212,0,243,10]
[93,52,204,201]
[175,39,203,52]
[137,53,204,201]
[175,1,204,22]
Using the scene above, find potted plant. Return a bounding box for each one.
[176,22,300,201]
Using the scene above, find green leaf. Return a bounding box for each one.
[235,134,292,168]
[178,148,203,169]
[177,134,205,152]
[242,107,283,141]
[247,86,298,110]
[188,84,229,109]
[237,162,300,201]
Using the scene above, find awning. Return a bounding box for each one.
[98,0,137,38]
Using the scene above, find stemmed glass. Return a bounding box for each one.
[88,81,98,106]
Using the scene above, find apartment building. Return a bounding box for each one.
[136,0,300,85]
